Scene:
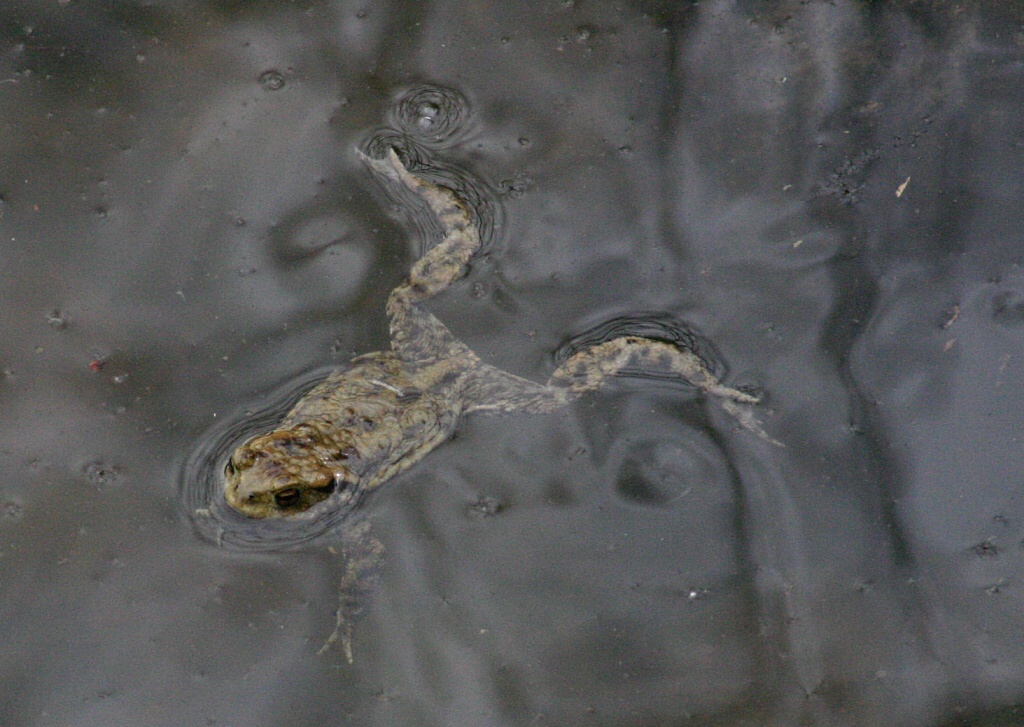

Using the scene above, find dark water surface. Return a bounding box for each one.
[3,1,1024,725]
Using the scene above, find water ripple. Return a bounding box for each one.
[179,366,360,552]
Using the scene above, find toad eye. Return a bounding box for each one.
[224,460,236,477]
[274,487,301,509]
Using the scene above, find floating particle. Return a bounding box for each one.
[84,461,120,487]
[468,496,504,518]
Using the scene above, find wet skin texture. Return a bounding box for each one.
[224,149,773,519]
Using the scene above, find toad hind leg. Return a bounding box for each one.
[553,336,781,446]
[465,336,781,446]
[358,148,481,361]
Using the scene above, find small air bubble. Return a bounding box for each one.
[517,137,531,147]
[258,70,285,91]
[574,25,595,42]
[0,500,23,520]
[416,102,441,131]
[45,309,68,329]
[95,206,108,219]
[388,85,470,143]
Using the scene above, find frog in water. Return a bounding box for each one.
[224,148,776,520]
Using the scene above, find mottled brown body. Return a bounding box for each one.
[224,148,775,519]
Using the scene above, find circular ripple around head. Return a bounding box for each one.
[555,313,730,386]
[358,134,501,257]
[179,366,362,552]
[388,84,471,145]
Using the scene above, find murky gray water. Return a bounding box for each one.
[3,1,1024,725]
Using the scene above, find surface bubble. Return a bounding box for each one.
[415,101,442,131]
[45,309,68,329]
[574,25,595,42]
[258,70,285,91]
